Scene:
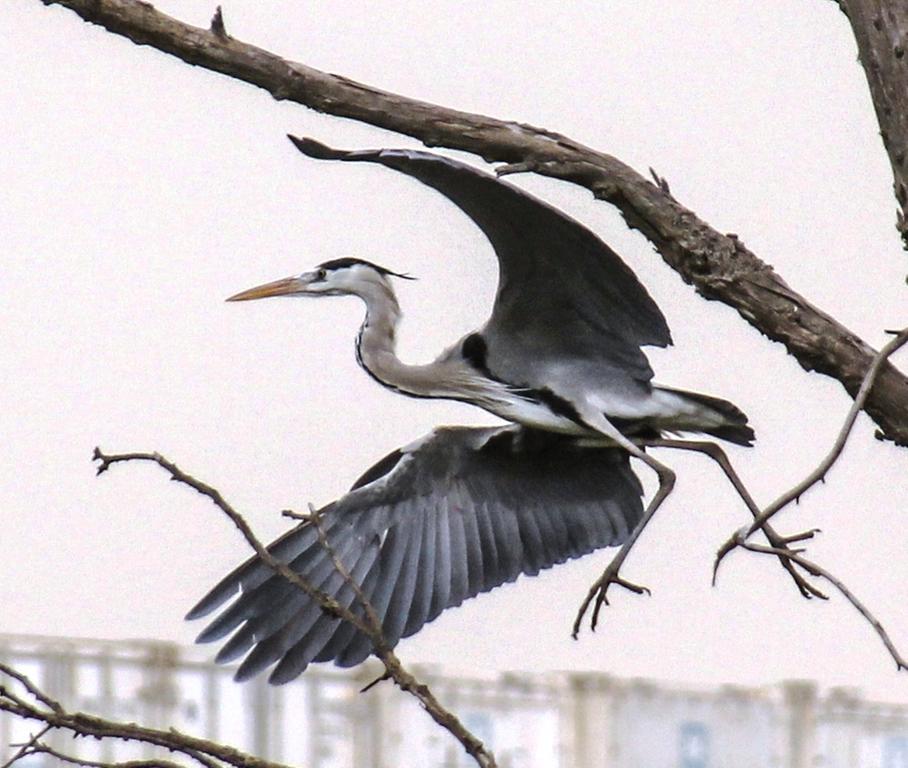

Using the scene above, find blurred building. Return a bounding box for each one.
[2,634,907,767]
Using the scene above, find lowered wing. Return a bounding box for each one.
[187,425,643,683]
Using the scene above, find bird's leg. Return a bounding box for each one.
[642,439,825,599]
[571,410,676,637]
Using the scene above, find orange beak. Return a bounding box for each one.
[226,276,305,302]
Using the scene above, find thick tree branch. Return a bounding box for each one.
[39,0,908,445]
[835,0,908,249]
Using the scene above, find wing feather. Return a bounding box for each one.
[189,426,643,683]
[428,501,453,621]
[455,483,485,599]
[382,512,424,647]
[403,503,437,637]
[289,136,671,389]
[443,496,468,609]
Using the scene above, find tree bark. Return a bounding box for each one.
[40,0,908,445]
[836,0,908,250]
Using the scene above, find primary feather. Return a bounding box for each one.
[187,426,643,682]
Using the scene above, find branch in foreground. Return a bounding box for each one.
[93,449,498,768]
[0,662,285,768]
[742,326,908,537]
[39,0,908,444]
[715,326,908,569]
[734,537,908,672]
[0,725,51,768]
[703,327,908,672]
[24,742,185,768]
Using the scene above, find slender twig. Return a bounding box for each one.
[360,671,391,694]
[0,695,284,768]
[94,450,499,768]
[1,726,51,768]
[570,420,908,661]
[24,744,188,768]
[715,327,908,571]
[305,504,388,654]
[93,448,363,633]
[0,661,63,713]
[745,327,908,535]
[734,535,908,671]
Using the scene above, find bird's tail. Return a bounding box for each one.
[654,386,755,446]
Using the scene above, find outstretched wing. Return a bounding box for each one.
[289,136,671,386]
[187,426,643,684]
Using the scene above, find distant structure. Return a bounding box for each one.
[2,634,907,768]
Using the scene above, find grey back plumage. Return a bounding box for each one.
[290,137,671,390]
[187,426,643,683]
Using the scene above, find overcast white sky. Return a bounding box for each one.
[3,1,907,702]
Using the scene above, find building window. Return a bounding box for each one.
[884,736,908,768]
[679,722,710,768]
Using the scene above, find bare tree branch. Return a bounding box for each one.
[38,0,908,445]
[0,662,63,714]
[0,677,288,768]
[644,437,907,670]
[92,449,499,768]
[834,0,908,249]
[1,726,51,768]
[303,503,387,654]
[22,743,189,768]
[668,326,908,673]
[734,538,908,671]
[715,326,908,569]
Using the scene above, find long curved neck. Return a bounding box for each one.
[354,281,451,398]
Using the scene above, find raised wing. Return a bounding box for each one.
[289,136,671,385]
[187,426,643,684]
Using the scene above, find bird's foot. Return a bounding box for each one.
[713,525,827,600]
[762,527,827,600]
[572,562,650,639]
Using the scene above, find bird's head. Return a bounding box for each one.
[226,258,414,303]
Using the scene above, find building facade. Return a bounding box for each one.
[2,635,907,767]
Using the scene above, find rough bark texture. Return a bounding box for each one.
[40,0,908,445]
[836,0,908,250]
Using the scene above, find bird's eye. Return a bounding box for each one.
[316,268,327,281]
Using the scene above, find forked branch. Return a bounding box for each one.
[734,538,908,671]
[716,326,908,568]
[702,327,908,670]
[92,449,498,768]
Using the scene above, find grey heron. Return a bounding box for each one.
[189,137,753,681]
[237,138,752,451]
